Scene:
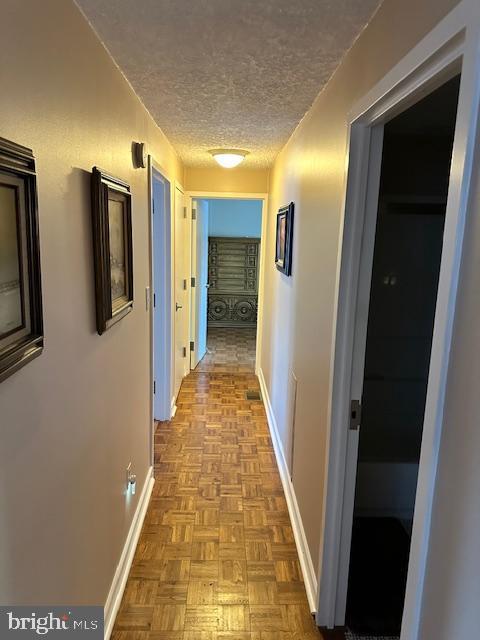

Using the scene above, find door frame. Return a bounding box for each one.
[148,157,174,450]
[318,2,480,638]
[186,190,268,372]
[190,198,209,369]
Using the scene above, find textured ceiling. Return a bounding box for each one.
[76,0,381,168]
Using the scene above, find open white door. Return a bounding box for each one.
[173,185,190,400]
[190,199,209,369]
[152,168,171,420]
[334,126,384,623]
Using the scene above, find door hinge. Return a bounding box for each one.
[182,346,187,358]
[191,276,196,287]
[153,380,156,395]
[183,278,187,290]
[350,399,362,431]
[192,207,197,220]
[190,341,195,351]
[153,293,156,308]
[183,205,187,218]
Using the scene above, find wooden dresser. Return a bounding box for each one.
[207,236,260,327]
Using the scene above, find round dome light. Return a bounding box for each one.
[209,149,249,168]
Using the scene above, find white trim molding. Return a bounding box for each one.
[104,467,155,639]
[187,190,268,200]
[258,368,318,612]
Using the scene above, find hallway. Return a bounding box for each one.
[195,327,257,374]
[112,370,321,639]
[3,3,480,640]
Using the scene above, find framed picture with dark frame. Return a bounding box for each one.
[275,201,294,276]
[0,137,44,383]
[91,167,133,335]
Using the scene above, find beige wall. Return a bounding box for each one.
[0,0,182,604]
[185,166,269,193]
[259,0,461,618]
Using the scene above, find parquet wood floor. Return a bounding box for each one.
[111,371,323,640]
[195,327,257,374]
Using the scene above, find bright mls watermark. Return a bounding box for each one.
[0,607,103,639]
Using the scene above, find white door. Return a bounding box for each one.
[335,127,384,622]
[173,186,190,400]
[152,171,171,420]
[190,199,209,369]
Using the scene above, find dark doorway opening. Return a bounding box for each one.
[345,75,461,637]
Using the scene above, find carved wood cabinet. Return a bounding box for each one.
[208,236,260,327]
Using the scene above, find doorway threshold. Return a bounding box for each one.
[346,632,399,640]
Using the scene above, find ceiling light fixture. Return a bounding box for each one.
[209,149,249,168]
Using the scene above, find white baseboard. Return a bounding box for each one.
[104,467,155,639]
[258,368,318,613]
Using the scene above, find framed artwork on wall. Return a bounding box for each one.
[275,201,294,276]
[0,137,44,382]
[91,167,133,335]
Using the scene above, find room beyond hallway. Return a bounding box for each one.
[111,370,321,639]
[195,327,257,374]
[190,198,262,375]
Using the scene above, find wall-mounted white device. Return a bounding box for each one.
[126,462,137,495]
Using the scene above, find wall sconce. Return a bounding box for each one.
[133,141,148,168]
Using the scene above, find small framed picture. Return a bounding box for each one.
[91,167,133,335]
[0,137,44,382]
[275,202,294,276]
